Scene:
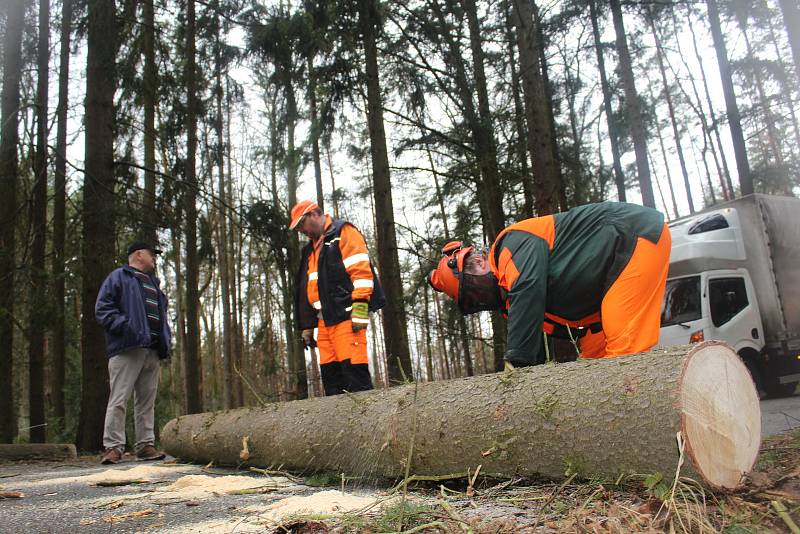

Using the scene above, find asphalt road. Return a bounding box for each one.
[761,394,800,437]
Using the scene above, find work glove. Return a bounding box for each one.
[301,329,316,348]
[351,301,369,332]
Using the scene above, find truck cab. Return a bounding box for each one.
[658,195,800,397]
[660,269,764,374]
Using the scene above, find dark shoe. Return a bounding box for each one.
[100,448,122,465]
[136,445,166,461]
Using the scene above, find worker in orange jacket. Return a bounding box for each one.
[290,200,385,395]
[429,202,671,366]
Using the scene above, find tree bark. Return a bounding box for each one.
[0,0,27,444]
[51,0,72,431]
[163,342,760,491]
[359,0,413,385]
[609,0,655,207]
[77,0,117,452]
[29,0,50,443]
[183,0,203,414]
[706,0,752,195]
[588,0,625,203]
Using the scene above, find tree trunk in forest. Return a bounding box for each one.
[142,0,157,244]
[778,0,800,84]
[359,0,413,385]
[589,0,625,203]
[170,227,186,412]
[77,0,117,451]
[284,77,308,401]
[740,27,786,177]
[511,0,560,215]
[765,18,800,165]
[706,0,752,195]
[430,0,503,371]
[648,81,679,219]
[214,31,235,410]
[533,4,567,211]
[459,0,505,240]
[308,54,324,211]
[52,0,72,431]
[648,12,694,214]
[504,11,533,217]
[609,0,655,208]
[686,9,734,199]
[163,342,760,491]
[226,93,245,408]
[183,0,203,415]
[0,0,27,443]
[29,0,51,444]
[670,9,728,202]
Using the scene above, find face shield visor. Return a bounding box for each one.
[429,243,503,315]
[458,269,503,314]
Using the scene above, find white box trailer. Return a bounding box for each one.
[659,194,800,397]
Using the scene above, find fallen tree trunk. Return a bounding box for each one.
[0,443,77,461]
[162,342,760,490]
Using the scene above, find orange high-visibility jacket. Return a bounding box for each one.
[295,216,385,329]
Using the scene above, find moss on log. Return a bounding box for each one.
[161,342,760,490]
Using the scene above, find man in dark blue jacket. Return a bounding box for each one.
[95,241,172,464]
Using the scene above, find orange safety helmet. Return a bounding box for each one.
[428,241,474,303]
[288,200,319,230]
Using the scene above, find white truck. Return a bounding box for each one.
[659,194,800,397]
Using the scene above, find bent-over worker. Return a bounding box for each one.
[428,202,671,367]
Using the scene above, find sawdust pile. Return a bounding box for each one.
[248,490,400,523]
[83,465,182,485]
[15,465,192,488]
[151,474,294,502]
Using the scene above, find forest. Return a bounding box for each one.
[0,0,798,451]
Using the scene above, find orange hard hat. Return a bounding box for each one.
[288,200,319,230]
[428,241,474,302]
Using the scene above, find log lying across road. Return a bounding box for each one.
[162,341,761,490]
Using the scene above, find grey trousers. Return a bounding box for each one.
[103,347,161,452]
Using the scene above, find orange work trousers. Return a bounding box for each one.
[580,223,671,359]
[316,318,372,395]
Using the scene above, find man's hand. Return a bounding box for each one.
[301,329,316,348]
[351,301,369,332]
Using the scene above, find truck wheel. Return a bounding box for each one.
[738,349,765,399]
[764,379,799,399]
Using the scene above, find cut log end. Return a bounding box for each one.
[680,342,761,490]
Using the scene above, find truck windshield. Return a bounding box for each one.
[661,276,701,326]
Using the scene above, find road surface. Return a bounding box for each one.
[761,394,800,437]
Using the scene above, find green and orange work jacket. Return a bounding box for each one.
[488,202,665,366]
